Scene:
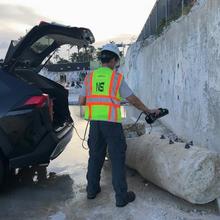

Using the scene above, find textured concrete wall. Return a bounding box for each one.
[123,0,220,152]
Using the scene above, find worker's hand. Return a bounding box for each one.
[146,109,161,116]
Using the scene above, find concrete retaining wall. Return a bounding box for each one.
[122,0,220,152]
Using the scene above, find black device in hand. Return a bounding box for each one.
[145,108,169,124]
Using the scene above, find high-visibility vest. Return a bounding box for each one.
[84,67,123,123]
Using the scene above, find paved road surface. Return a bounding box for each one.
[0,107,219,220]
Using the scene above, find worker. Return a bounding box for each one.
[79,43,160,207]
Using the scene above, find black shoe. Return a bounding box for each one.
[87,188,101,200]
[116,191,136,207]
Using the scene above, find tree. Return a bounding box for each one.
[69,45,96,63]
[56,58,70,64]
[92,47,102,61]
[70,52,78,63]
[54,54,60,63]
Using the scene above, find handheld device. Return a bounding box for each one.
[145,108,169,124]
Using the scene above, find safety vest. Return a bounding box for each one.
[84,67,123,123]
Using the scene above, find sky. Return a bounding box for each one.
[0,0,156,59]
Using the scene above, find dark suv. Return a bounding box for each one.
[0,22,95,184]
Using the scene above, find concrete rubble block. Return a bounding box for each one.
[123,122,146,138]
[123,126,220,204]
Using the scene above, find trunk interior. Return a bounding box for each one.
[13,69,73,127]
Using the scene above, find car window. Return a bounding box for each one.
[31,36,55,54]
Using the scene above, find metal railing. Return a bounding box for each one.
[137,0,196,41]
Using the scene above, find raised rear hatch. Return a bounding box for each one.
[2,21,95,73]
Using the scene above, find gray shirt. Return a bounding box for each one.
[80,77,133,99]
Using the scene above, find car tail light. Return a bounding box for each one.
[24,94,54,121]
[24,94,49,108]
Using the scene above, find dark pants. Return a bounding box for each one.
[87,121,128,203]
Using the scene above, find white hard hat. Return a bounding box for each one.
[101,43,120,58]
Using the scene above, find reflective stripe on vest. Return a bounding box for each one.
[85,67,123,122]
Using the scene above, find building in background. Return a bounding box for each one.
[40,62,90,104]
[40,62,90,87]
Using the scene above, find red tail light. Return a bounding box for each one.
[24,94,49,108]
[24,94,54,121]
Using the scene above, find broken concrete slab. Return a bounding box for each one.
[123,122,146,138]
[125,133,220,204]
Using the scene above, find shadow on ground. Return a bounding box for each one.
[0,167,74,220]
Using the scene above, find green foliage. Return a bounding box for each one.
[156,18,167,36]
[70,46,96,63]
[182,4,193,15]
[156,4,193,37]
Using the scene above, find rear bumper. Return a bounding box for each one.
[9,124,73,168]
[50,125,73,160]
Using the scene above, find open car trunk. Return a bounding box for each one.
[2,22,95,127]
[14,69,72,127]
[3,22,94,73]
